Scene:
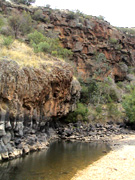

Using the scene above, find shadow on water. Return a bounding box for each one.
[0,140,111,180]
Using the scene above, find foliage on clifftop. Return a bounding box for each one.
[0,8,72,60]
[0,35,72,72]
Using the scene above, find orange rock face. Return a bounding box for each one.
[0,60,80,126]
[2,2,135,81]
[40,9,135,81]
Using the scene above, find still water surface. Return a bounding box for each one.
[0,140,111,180]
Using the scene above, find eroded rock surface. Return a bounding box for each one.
[0,59,80,160]
[1,1,135,81]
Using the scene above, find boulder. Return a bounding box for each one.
[2,132,11,145]
[73,42,83,52]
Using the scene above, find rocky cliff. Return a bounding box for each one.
[0,57,80,160]
[1,2,135,81]
[44,11,135,81]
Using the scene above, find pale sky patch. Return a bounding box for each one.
[34,0,135,27]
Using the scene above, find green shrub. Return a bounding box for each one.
[58,48,73,58]
[28,31,73,58]
[0,26,14,36]
[0,16,4,29]
[28,31,45,45]
[2,36,14,47]
[67,11,77,19]
[109,38,118,44]
[117,81,124,88]
[96,53,106,62]
[80,85,89,104]
[20,11,32,35]
[79,79,119,105]
[79,79,98,104]
[96,104,102,114]
[125,84,134,93]
[128,66,135,74]
[65,103,88,122]
[51,51,58,56]
[9,13,22,38]
[9,11,32,38]
[37,42,51,53]
[122,89,135,123]
[33,9,43,21]
[107,103,121,117]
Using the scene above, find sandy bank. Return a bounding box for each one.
[71,134,135,180]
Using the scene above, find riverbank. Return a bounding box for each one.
[0,121,134,162]
[71,134,135,180]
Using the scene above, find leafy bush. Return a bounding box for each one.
[0,16,4,30]
[109,38,118,44]
[28,30,45,45]
[67,11,77,19]
[2,36,14,47]
[9,13,23,38]
[79,79,97,104]
[96,53,106,62]
[96,104,102,114]
[33,9,43,21]
[122,89,135,123]
[128,66,135,74]
[107,103,121,118]
[51,51,58,56]
[9,11,32,38]
[67,10,84,20]
[117,81,124,88]
[58,48,73,58]
[79,79,120,105]
[37,42,51,53]
[0,26,14,36]
[28,31,73,58]
[0,15,13,36]
[20,11,32,35]
[65,103,88,122]
[80,85,89,104]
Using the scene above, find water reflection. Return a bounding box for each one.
[0,140,111,180]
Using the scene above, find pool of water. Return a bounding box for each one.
[0,140,111,180]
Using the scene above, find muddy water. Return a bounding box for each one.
[0,140,111,180]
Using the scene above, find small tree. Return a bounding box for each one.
[122,89,135,123]
[33,9,43,21]
[64,103,88,123]
[11,0,36,6]
[20,11,32,35]
[9,11,32,38]
[9,12,22,38]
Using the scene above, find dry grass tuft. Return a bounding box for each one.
[0,36,63,68]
